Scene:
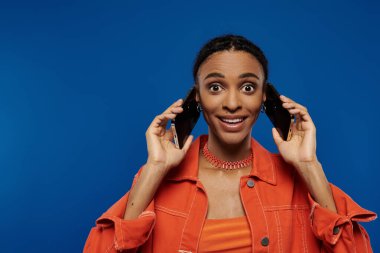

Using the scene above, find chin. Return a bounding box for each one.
[215,131,251,146]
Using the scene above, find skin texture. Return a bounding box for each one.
[124,50,337,220]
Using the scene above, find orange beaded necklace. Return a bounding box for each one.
[201,140,253,170]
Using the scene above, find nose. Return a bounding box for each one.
[222,90,242,113]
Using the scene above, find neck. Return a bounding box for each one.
[206,132,252,162]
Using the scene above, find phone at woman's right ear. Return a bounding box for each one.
[263,83,293,141]
[171,87,201,149]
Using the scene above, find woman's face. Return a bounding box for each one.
[196,50,266,145]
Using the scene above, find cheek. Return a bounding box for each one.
[200,104,215,123]
[199,93,220,114]
[245,98,263,113]
[243,99,264,126]
[199,100,220,126]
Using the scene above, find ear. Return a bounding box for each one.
[263,93,266,103]
[194,84,200,102]
[262,83,267,102]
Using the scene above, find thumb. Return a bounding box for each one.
[272,128,284,146]
[181,135,194,154]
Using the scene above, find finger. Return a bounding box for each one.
[163,127,174,141]
[288,108,307,121]
[170,107,183,114]
[282,99,312,123]
[280,95,308,111]
[282,101,307,112]
[288,108,301,115]
[289,111,315,136]
[295,113,302,131]
[298,110,312,122]
[149,113,177,130]
[287,109,304,130]
[272,127,285,145]
[149,99,184,131]
[181,135,194,152]
[279,95,293,103]
[163,99,183,114]
[279,95,300,105]
[288,108,312,123]
[152,116,168,128]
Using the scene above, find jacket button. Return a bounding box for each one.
[261,236,269,246]
[247,179,255,188]
[333,226,340,235]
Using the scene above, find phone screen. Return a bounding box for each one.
[171,87,200,149]
[263,83,293,141]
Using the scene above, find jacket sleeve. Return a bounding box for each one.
[308,183,376,253]
[83,168,156,253]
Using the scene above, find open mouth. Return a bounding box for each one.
[217,117,248,132]
[218,117,247,124]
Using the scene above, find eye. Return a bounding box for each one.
[241,83,256,93]
[208,83,223,93]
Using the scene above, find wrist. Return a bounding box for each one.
[292,159,324,183]
[144,161,170,177]
[293,158,320,172]
[146,157,166,169]
[293,160,337,213]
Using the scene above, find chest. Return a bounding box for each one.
[197,157,252,218]
[153,169,317,253]
[198,167,249,196]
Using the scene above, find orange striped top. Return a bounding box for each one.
[198,216,251,252]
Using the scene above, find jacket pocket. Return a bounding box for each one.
[264,205,319,253]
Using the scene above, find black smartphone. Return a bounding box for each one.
[171,87,201,149]
[263,83,293,141]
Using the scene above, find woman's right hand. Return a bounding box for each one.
[145,99,194,174]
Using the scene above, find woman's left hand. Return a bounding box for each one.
[272,95,318,169]
[272,95,338,213]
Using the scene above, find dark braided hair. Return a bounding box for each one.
[193,34,268,85]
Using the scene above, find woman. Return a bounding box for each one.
[83,35,376,253]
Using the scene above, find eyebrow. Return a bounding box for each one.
[203,72,260,80]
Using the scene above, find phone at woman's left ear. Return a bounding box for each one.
[263,83,293,141]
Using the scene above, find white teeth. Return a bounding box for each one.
[221,118,244,123]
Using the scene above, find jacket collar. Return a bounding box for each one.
[166,135,277,185]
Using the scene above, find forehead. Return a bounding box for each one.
[198,50,264,81]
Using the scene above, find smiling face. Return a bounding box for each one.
[196,50,266,146]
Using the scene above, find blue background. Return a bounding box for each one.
[1,0,379,252]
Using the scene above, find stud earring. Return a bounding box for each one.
[197,103,203,112]
[260,104,265,113]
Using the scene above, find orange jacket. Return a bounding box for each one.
[83,135,376,253]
